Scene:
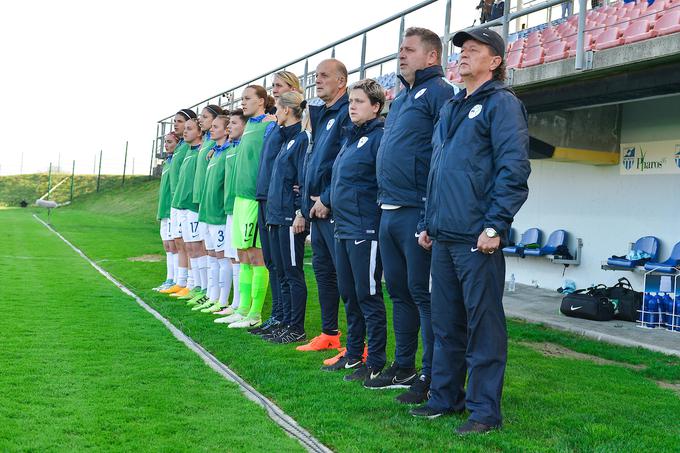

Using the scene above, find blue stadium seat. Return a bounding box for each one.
[606,236,660,268]
[503,228,542,255]
[644,241,680,273]
[525,229,568,256]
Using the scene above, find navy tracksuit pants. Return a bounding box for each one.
[310,218,340,335]
[335,238,387,370]
[428,240,507,427]
[379,207,433,376]
[258,201,285,322]
[268,224,307,332]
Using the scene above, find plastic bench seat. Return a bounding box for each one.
[507,50,523,68]
[655,9,680,35]
[520,45,545,67]
[623,19,656,43]
[594,27,624,49]
[607,236,660,268]
[644,242,680,273]
[544,41,569,62]
[503,228,542,255]
[525,230,568,256]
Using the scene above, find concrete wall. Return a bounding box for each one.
[506,95,680,292]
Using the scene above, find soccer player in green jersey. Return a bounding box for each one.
[190,105,226,311]
[160,109,196,296]
[219,86,277,329]
[214,110,246,322]
[154,132,180,291]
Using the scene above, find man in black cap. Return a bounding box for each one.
[412,28,531,435]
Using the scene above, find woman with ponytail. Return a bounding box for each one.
[154,132,180,292]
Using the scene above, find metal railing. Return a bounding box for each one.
[152,0,602,172]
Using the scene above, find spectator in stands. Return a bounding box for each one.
[591,0,602,8]
[262,91,310,344]
[490,0,505,21]
[297,59,351,358]
[562,0,573,18]
[252,71,303,339]
[218,86,277,329]
[326,79,387,381]
[414,28,530,435]
[160,109,195,297]
[153,131,180,292]
[366,27,456,404]
[476,0,494,23]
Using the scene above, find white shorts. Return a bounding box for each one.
[199,222,209,243]
[205,224,226,252]
[180,209,202,243]
[223,215,237,259]
[160,218,172,241]
[170,208,182,239]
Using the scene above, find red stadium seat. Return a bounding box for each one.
[619,7,642,19]
[594,27,624,49]
[526,31,542,46]
[654,8,680,35]
[622,19,656,43]
[544,41,569,62]
[506,50,523,68]
[508,38,526,52]
[521,45,545,67]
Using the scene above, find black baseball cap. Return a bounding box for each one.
[452,28,505,59]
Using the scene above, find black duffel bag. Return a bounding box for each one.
[608,277,642,322]
[560,285,615,321]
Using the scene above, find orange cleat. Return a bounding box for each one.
[159,284,183,294]
[362,345,368,362]
[170,287,190,298]
[322,348,347,366]
[296,332,342,352]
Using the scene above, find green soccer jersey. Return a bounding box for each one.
[223,141,241,216]
[156,157,173,220]
[198,143,227,225]
[193,137,216,205]
[169,140,189,196]
[233,118,274,200]
[171,143,201,212]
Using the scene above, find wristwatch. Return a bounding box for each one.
[295,209,303,218]
[484,227,498,238]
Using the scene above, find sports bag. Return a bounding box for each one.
[608,277,642,322]
[560,285,615,321]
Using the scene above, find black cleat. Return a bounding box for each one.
[396,374,431,404]
[272,329,307,344]
[249,318,279,335]
[363,362,417,390]
[455,419,499,435]
[410,404,457,419]
[321,356,363,372]
[344,364,383,382]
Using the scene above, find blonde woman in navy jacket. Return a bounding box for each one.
[324,79,387,383]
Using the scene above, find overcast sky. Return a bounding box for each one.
[0,0,479,176]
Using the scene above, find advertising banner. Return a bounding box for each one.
[620,140,680,175]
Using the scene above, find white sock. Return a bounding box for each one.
[231,262,240,308]
[208,256,219,301]
[187,267,195,290]
[173,253,179,274]
[166,252,175,281]
[198,255,208,293]
[177,267,188,287]
[218,258,233,307]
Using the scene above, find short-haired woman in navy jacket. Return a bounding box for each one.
[323,79,387,383]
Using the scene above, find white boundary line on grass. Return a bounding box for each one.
[33,214,333,453]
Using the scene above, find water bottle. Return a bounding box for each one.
[508,273,516,292]
[661,293,674,329]
[643,293,658,328]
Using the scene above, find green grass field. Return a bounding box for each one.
[2,179,679,452]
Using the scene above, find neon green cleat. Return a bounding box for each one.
[192,299,214,311]
[201,301,224,313]
[179,287,203,300]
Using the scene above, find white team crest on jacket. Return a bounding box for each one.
[357,137,369,148]
[414,88,427,99]
[287,140,295,150]
[468,104,483,119]
[326,118,335,130]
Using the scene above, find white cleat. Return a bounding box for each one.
[228,317,262,329]
[215,313,244,324]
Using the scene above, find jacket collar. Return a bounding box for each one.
[280,122,302,141]
[343,116,384,142]
[455,79,509,102]
[397,65,445,91]
[319,91,349,114]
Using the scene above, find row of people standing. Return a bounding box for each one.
[155,26,530,435]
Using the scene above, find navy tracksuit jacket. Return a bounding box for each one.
[303,93,351,335]
[266,123,310,332]
[375,65,456,377]
[255,125,286,322]
[330,117,386,370]
[422,80,531,427]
